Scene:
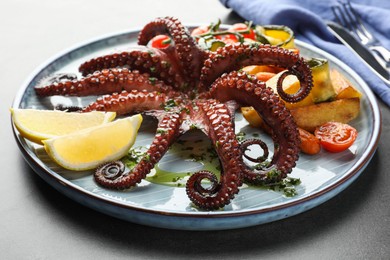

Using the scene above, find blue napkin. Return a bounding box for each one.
[220,0,390,106]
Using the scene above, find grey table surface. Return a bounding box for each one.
[1,0,389,259]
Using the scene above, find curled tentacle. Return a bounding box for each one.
[200,43,313,102]
[210,71,300,184]
[138,16,208,82]
[186,99,242,210]
[94,112,182,189]
[96,161,126,180]
[186,170,219,196]
[35,68,177,97]
[275,61,312,103]
[241,139,269,163]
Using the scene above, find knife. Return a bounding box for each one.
[327,21,390,85]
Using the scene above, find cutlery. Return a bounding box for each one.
[327,21,390,85]
[331,1,390,68]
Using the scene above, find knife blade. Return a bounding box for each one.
[327,21,390,85]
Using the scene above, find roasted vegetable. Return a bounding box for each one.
[290,97,360,132]
[241,65,281,74]
[299,128,321,155]
[255,25,295,49]
[330,69,362,99]
[241,107,321,155]
[241,97,359,133]
[307,58,336,103]
[241,106,270,132]
[255,72,276,81]
[314,122,358,153]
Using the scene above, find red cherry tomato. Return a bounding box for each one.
[149,35,171,49]
[222,37,239,45]
[191,25,222,41]
[314,122,358,153]
[226,23,256,41]
[191,25,209,36]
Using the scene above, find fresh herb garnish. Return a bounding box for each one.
[162,99,178,111]
[267,177,301,197]
[236,131,246,142]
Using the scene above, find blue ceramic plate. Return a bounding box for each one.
[12,28,381,230]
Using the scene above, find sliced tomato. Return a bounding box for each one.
[191,25,209,36]
[149,35,171,49]
[222,37,239,45]
[314,122,358,153]
[226,23,256,41]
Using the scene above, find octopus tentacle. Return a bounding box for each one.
[186,99,242,210]
[241,139,269,163]
[94,112,182,189]
[82,90,175,115]
[186,170,219,195]
[35,68,176,97]
[96,161,125,180]
[32,18,312,209]
[200,43,313,102]
[210,71,300,184]
[78,47,186,89]
[138,16,208,82]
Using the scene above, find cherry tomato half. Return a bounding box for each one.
[191,25,209,36]
[191,25,223,42]
[225,23,256,41]
[314,122,358,153]
[149,35,171,49]
[222,37,239,45]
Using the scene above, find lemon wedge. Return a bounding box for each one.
[43,114,143,171]
[11,109,116,144]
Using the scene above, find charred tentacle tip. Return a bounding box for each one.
[276,64,313,103]
[241,139,269,163]
[95,160,126,181]
[55,104,83,112]
[186,170,219,197]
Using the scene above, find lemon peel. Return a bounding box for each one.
[11,109,116,144]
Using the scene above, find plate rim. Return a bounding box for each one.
[11,27,382,226]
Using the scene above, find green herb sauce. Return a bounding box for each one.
[144,137,221,187]
[121,123,300,197]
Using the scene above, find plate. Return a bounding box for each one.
[12,28,381,230]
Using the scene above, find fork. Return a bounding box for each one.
[331,0,390,69]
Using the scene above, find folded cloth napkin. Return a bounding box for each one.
[220,0,390,106]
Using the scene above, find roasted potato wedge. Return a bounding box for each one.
[241,98,360,133]
[290,98,360,132]
[241,106,271,133]
[330,69,362,99]
[241,65,280,74]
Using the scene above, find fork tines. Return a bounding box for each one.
[331,0,372,44]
